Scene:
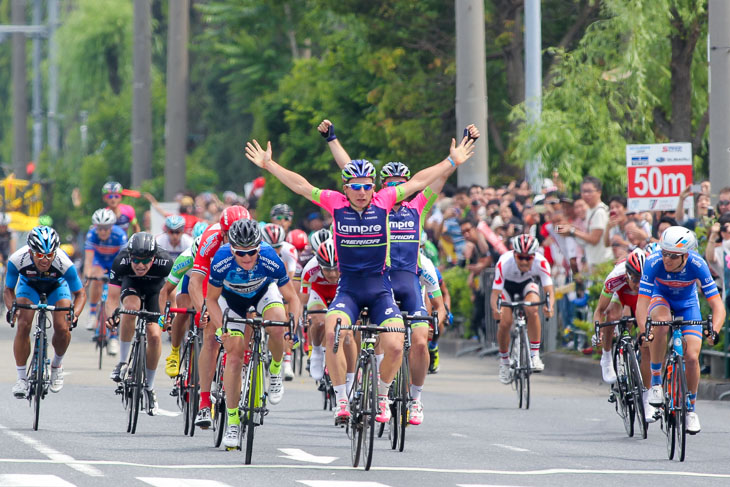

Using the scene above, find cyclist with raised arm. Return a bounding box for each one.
[205,219,301,448]
[159,236,201,377]
[593,247,657,423]
[106,233,173,415]
[244,133,475,426]
[156,215,193,260]
[636,226,725,434]
[189,206,250,428]
[103,182,140,234]
[5,227,86,398]
[491,235,555,384]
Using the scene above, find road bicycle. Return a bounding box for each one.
[595,316,646,439]
[220,309,295,464]
[165,305,201,437]
[333,318,406,471]
[211,343,226,448]
[303,308,333,409]
[112,307,163,434]
[497,292,550,409]
[645,316,715,462]
[86,275,110,369]
[10,295,74,431]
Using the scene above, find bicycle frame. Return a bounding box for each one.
[86,275,110,369]
[167,305,199,437]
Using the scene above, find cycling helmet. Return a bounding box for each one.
[127,232,157,259]
[309,228,332,251]
[102,181,123,194]
[190,235,202,257]
[228,219,262,248]
[27,226,60,254]
[380,162,411,181]
[270,203,294,220]
[164,215,185,231]
[286,229,308,251]
[625,248,646,279]
[645,241,660,255]
[192,221,209,238]
[219,205,250,232]
[92,208,116,226]
[341,159,376,182]
[262,223,286,247]
[659,226,697,254]
[511,234,538,255]
[316,239,337,269]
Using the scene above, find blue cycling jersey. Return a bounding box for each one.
[208,243,289,300]
[388,187,436,274]
[639,250,720,308]
[6,246,83,296]
[84,225,128,266]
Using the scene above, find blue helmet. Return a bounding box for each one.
[341,159,376,182]
[27,226,60,254]
[164,215,185,231]
[380,162,411,181]
[192,221,209,238]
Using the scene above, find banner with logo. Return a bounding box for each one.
[626,143,692,212]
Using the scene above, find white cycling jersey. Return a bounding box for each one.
[278,241,299,276]
[492,250,553,291]
[418,251,440,296]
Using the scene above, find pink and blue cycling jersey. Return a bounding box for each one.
[310,186,405,276]
[110,204,137,232]
[389,187,436,274]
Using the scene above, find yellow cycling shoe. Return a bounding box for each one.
[165,350,180,378]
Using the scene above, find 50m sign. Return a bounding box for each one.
[627,166,692,198]
[626,143,692,212]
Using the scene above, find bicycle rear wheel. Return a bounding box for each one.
[187,337,200,437]
[244,351,259,464]
[212,349,226,448]
[614,347,633,437]
[519,327,530,410]
[130,338,146,434]
[663,365,675,460]
[179,342,192,435]
[397,352,410,452]
[97,309,107,370]
[675,356,687,462]
[361,354,377,471]
[627,345,647,439]
[387,373,398,449]
[350,358,364,468]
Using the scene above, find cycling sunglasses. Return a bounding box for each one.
[32,251,55,260]
[515,253,534,261]
[385,181,404,187]
[232,246,260,257]
[274,215,292,221]
[166,229,183,235]
[661,251,683,260]
[96,225,113,231]
[345,183,374,191]
[105,194,122,200]
[131,257,153,265]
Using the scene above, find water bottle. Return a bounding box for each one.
[673,332,683,356]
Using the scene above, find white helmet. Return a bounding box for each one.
[659,226,697,254]
[92,208,117,226]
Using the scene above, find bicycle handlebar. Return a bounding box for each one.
[332,318,406,353]
[497,291,551,313]
[644,315,716,343]
[113,307,162,322]
[9,301,75,329]
[85,276,110,283]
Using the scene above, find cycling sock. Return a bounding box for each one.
[146,368,156,389]
[284,353,292,363]
[410,384,423,401]
[200,391,211,409]
[334,384,347,404]
[345,373,354,395]
[170,346,179,355]
[499,351,510,365]
[269,359,282,376]
[51,354,64,368]
[650,362,662,386]
[375,353,385,372]
[314,345,326,355]
[227,407,240,426]
[16,366,27,381]
[90,303,98,316]
[601,350,612,362]
[530,341,541,358]
[688,393,696,412]
[120,341,132,363]
[378,379,392,397]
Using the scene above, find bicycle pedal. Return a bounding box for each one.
[169,389,178,397]
[607,392,616,403]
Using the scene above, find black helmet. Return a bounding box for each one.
[228,219,262,248]
[270,203,293,219]
[127,232,157,259]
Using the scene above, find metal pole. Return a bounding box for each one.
[524,0,542,192]
[709,0,730,198]
[47,0,59,160]
[11,0,28,178]
[31,0,42,172]
[455,0,488,187]
[164,0,189,200]
[132,0,152,188]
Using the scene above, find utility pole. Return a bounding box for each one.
[31,0,42,173]
[47,0,59,160]
[132,0,152,188]
[164,0,189,200]
[524,0,542,192]
[11,0,28,178]
[455,0,488,187]
[709,0,730,197]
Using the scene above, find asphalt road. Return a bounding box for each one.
[0,318,730,487]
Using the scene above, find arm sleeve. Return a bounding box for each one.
[418,256,440,295]
[167,254,194,285]
[274,255,291,287]
[535,257,554,287]
[696,256,720,300]
[492,258,505,292]
[638,255,659,297]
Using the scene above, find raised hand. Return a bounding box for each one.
[244,140,273,169]
[318,119,336,141]
[449,131,477,166]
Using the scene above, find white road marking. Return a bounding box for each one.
[0,474,75,487]
[155,408,181,418]
[457,485,525,487]
[0,424,103,477]
[138,478,232,487]
[298,482,391,487]
[278,448,338,464]
[492,444,530,452]
[451,433,468,438]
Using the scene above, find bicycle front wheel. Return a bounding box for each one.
[397,351,410,452]
[32,332,46,431]
[614,348,633,437]
[212,349,226,448]
[187,337,201,438]
[627,344,647,439]
[244,352,260,464]
[663,364,676,460]
[519,327,530,410]
[129,338,146,435]
[675,356,687,462]
[349,358,364,468]
[361,354,377,471]
[179,342,192,435]
[97,308,107,370]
